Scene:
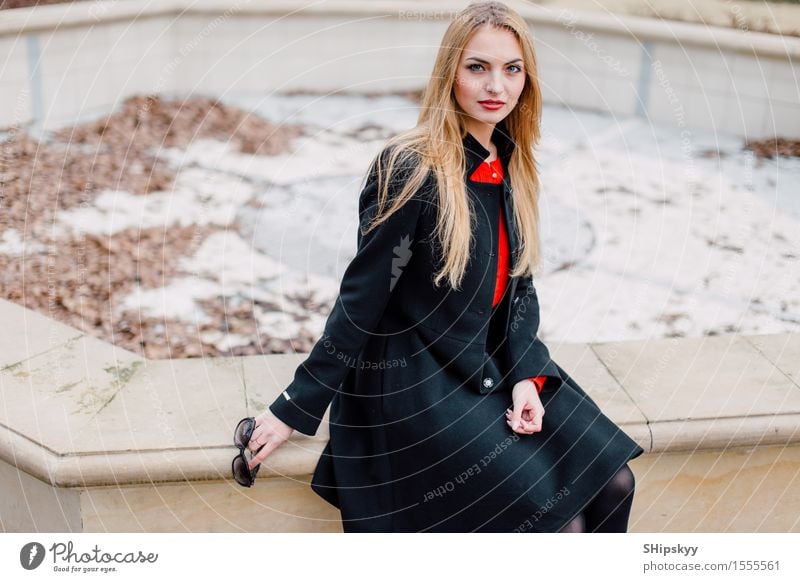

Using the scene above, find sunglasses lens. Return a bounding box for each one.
[232,454,253,487]
[233,417,254,448]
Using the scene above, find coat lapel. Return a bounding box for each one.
[500,178,520,305]
[461,120,521,304]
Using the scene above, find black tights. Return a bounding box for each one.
[558,464,636,533]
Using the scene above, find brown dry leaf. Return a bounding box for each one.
[745,137,800,160]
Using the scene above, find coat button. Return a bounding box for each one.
[482,377,494,389]
[477,308,486,315]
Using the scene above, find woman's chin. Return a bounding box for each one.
[469,109,506,125]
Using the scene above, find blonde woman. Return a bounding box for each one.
[234,1,643,533]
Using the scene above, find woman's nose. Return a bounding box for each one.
[485,74,503,94]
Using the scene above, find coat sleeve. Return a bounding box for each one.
[528,376,547,394]
[268,150,425,436]
[506,275,561,391]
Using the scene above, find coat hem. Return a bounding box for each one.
[529,442,644,534]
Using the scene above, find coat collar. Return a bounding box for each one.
[461,119,516,177]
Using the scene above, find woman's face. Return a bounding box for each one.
[453,25,526,137]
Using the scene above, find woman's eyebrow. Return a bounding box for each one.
[464,56,523,65]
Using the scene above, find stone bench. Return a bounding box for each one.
[1,298,798,532]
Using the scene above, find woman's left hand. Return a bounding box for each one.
[506,379,544,434]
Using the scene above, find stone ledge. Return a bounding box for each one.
[1,0,797,59]
[2,298,800,489]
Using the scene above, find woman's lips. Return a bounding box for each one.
[478,100,505,110]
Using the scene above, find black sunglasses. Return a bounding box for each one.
[231,417,264,487]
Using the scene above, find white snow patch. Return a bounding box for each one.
[57,166,255,236]
[0,229,47,255]
[180,231,287,286]
[119,278,222,323]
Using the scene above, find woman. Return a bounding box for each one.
[236,1,644,533]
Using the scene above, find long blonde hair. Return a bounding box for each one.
[364,1,545,290]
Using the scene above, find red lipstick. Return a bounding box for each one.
[478,100,505,110]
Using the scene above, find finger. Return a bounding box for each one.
[507,407,534,431]
[247,439,279,470]
[509,412,538,433]
[508,404,524,430]
[506,409,525,430]
[524,415,542,433]
[507,418,533,434]
[507,412,532,433]
[252,414,270,434]
[248,431,265,453]
[532,406,544,427]
[516,417,536,434]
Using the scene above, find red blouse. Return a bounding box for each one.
[470,157,546,394]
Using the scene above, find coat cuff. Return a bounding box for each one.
[507,337,560,392]
[268,387,324,436]
[528,376,547,394]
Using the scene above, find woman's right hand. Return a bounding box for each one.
[246,408,295,470]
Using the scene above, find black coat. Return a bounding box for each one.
[268,120,644,532]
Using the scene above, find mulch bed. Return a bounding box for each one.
[1,94,308,359]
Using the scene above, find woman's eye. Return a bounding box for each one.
[467,63,523,73]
